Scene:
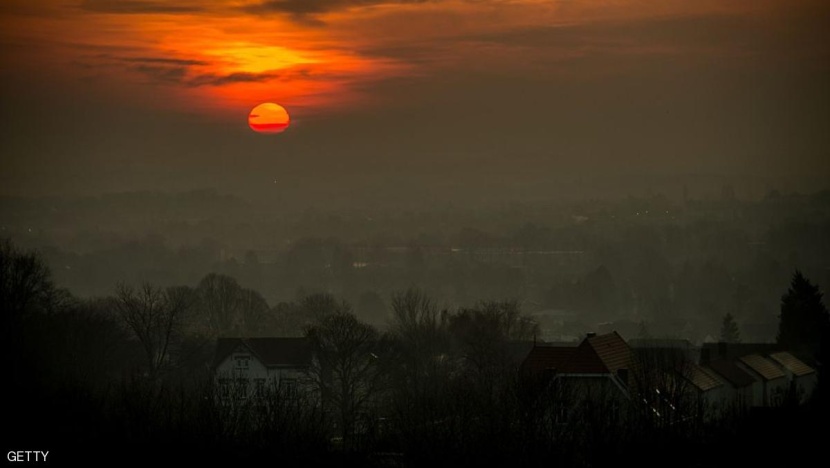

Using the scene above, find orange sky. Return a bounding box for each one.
[3,0,825,119]
[1,0,828,199]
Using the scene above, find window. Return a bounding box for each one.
[254,379,267,398]
[234,354,251,369]
[218,378,232,399]
[235,378,249,400]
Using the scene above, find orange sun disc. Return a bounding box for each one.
[248,103,290,134]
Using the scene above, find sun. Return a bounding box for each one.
[248,103,290,134]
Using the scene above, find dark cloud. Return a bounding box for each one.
[123,56,208,66]
[80,0,203,14]
[243,0,429,16]
[133,64,189,83]
[187,71,276,87]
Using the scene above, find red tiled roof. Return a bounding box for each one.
[522,331,636,377]
[585,331,632,373]
[769,352,815,377]
[214,337,312,368]
[739,354,786,381]
[688,363,723,392]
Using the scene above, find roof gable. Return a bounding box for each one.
[214,337,312,369]
[584,332,632,373]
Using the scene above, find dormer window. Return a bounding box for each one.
[234,354,251,369]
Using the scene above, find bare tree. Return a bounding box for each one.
[390,288,441,335]
[628,345,702,433]
[448,300,539,384]
[1,238,54,327]
[237,287,269,336]
[305,312,383,449]
[115,282,193,379]
[299,292,350,320]
[196,273,243,335]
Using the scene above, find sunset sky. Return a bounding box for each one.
[1,0,828,203]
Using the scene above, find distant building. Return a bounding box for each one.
[700,343,816,409]
[683,363,728,416]
[736,354,789,407]
[213,337,312,401]
[705,359,756,409]
[769,352,817,404]
[521,332,632,401]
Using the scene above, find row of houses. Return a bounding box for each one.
[521,333,817,414]
[213,332,817,415]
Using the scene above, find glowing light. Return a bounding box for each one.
[248,103,290,134]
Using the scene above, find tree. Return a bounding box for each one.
[236,288,269,336]
[114,282,193,379]
[305,312,383,448]
[0,238,55,330]
[196,273,243,335]
[1,239,63,390]
[390,288,442,337]
[299,292,351,320]
[720,313,741,343]
[777,270,830,358]
[448,300,539,375]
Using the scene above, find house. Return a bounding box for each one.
[768,351,817,404]
[736,354,788,407]
[213,337,312,401]
[521,332,632,401]
[683,363,730,416]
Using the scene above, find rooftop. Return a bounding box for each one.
[214,337,312,369]
[738,354,786,381]
[769,352,815,377]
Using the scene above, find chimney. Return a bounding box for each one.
[587,332,597,338]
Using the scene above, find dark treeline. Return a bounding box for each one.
[3,237,829,466]
[3,189,829,345]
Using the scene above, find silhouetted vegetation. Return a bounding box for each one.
[2,190,829,467]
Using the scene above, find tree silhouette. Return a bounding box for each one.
[777,271,829,358]
[720,313,741,343]
[305,312,383,448]
[196,273,244,335]
[114,282,193,379]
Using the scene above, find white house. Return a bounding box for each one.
[736,354,788,407]
[701,359,756,411]
[768,351,817,404]
[213,337,312,401]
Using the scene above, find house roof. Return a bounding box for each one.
[522,331,633,375]
[707,359,756,388]
[738,354,786,381]
[701,342,779,364]
[769,352,815,377]
[687,363,724,392]
[214,337,312,369]
[584,331,632,373]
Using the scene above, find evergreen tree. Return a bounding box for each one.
[720,313,741,343]
[777,271,830,357]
